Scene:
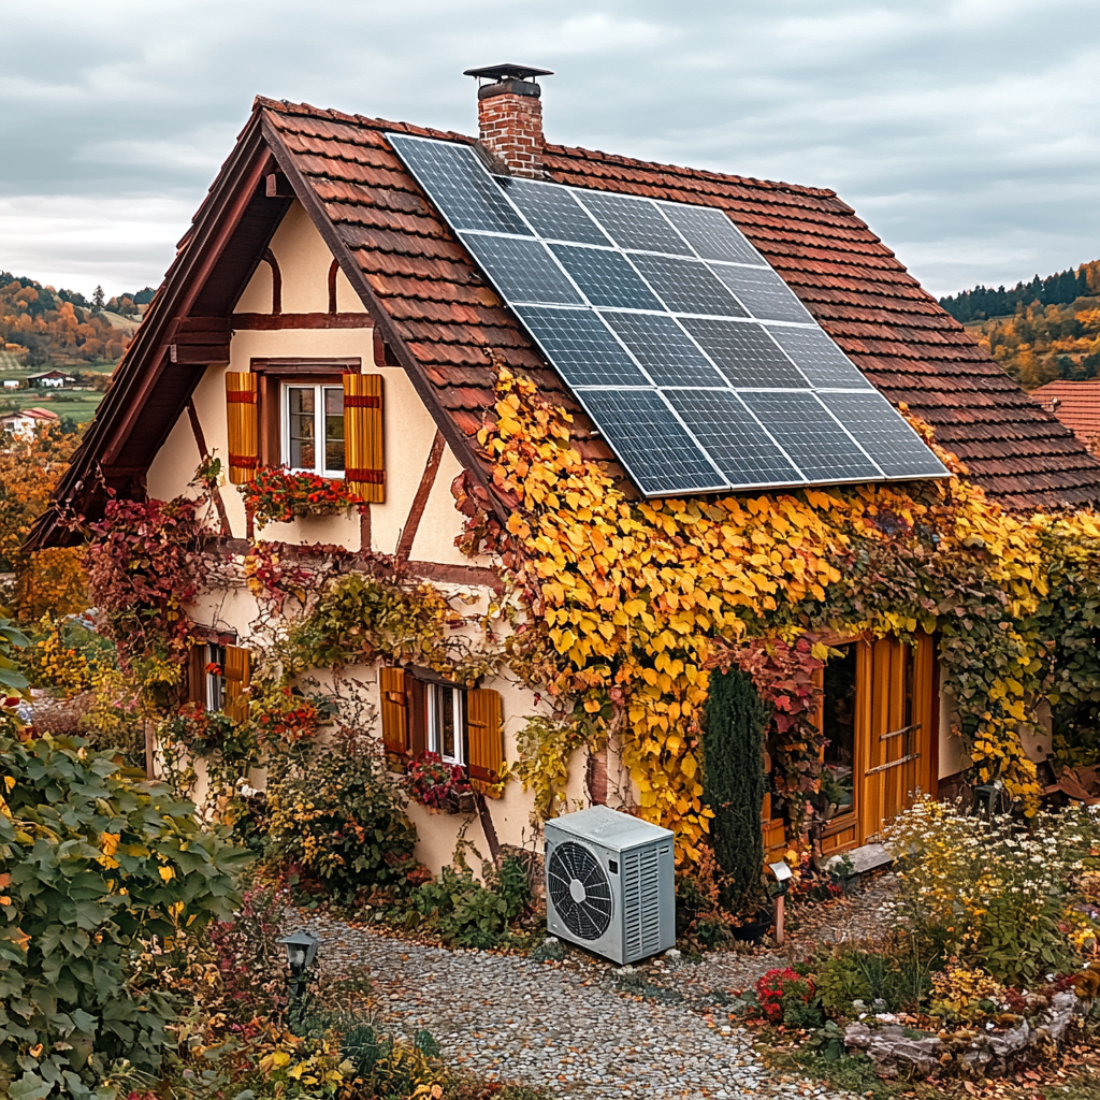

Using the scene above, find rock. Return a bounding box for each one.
[530,936,566,963]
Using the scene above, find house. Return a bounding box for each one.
[2,406,60,438]
[27,369,76,389]
[3,380,20,391]
[30,67,1100,874]
[1030,379,1100,454]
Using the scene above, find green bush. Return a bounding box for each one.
[0,732,249,1099]
[702,666,768,913]
[414,856,531,948]
[814,943,933,1018]
[266,737,417,902]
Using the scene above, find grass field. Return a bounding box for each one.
[0,358,116,429]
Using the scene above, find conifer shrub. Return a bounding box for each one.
[702,666,768,914]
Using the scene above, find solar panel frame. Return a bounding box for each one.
[708,263,815,323]
[658,202,768,266]
[387,134,532,236]
[513,306,652,389]
[627,253,748,317]
[602,312,729,388]
[818,391,949,478]
[458,232,583,306]
[387,133,949,497]
[574,388,727,495]
[549,244,664,310]
[498,177,612,246]
[738,391,883,483]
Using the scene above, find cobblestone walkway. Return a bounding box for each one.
[297,916,847,1099]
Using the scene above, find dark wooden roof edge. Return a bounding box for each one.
[258,111,509,526]
[28,114,278,551]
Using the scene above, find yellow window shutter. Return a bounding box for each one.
[343,373,384,503]
[223,645,251,723]
[225,372,259,484]
[379,668,410,754]
[467,688,504,783]
[188,642,208,707]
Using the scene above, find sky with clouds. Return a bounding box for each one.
[2,0,1097,300]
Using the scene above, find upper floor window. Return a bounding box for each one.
[427,682,465,765]
[282,382,345,477]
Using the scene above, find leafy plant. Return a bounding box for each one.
[413,856,531,949]
[0,732,249,1099]
[266,735,417,901]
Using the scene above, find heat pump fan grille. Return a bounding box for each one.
[548,841,613,941]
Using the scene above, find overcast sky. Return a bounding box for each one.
[2,0,1097,300]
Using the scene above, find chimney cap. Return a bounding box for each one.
[464,63,554,84]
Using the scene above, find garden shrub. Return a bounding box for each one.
[754,967,820,1027]
[266,735,417,902]
[884,796,1100,986]
[413,855,531,948]
[0,732,248,1099]
[814,943,933,1018]
[702,666,768,914]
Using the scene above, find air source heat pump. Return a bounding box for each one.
[544,805,675,964]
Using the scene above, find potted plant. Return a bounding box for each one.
[405,751,474,814]
[241,466,362,529]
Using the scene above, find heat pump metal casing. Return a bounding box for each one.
[544,806,676,964]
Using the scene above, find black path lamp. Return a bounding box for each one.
[278,931,320,1030]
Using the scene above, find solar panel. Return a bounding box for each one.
[660,203,767,266]
[739,392,881,482]
[387,134,531,236]
[575,191,693,255]
[459,233,582,306]
[575,389,725,494]
[628,254,747,317]
[549,244,662,310]
[513,306,649,388]
[765,326,873,390]
[819,392,948,478]
[679,318,808,388]
[709,263,813,323]
[499,177,611,245]
[388,134,947,497]
[603,313,728,388]
[664,389,803,486]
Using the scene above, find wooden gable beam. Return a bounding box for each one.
[166,316,232,366]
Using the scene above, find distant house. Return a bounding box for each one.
[0,407,60,438]
[2,380,19,391]
[1031,380,1100,454]
[27,370,76,389]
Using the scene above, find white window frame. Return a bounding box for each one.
[205,642,226,713]
[280,381,345,478]
[427,682,465,766]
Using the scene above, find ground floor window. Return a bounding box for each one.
[427,681,465,765]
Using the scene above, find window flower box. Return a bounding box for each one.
[405,751,473,814]
[241,466,361,529]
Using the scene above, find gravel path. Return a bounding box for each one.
[295,915,849,1099]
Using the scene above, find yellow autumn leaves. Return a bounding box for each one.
[478,368,1094,855]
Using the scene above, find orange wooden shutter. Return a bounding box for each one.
[223,645,251,723]
[467,688,504,783]
[188,642,207,707]
[343,373,384,503]
[380,668,410,754]
[225,372,259,484]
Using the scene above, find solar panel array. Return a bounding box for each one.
[388,134,948,496]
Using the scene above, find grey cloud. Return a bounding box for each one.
[1,0,1097,297]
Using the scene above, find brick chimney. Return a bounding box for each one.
[464,64,553,179]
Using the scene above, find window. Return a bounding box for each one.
[204,642,226,712]
[821,643,857,817]
[281,382,345,476]
[428,682,465,765]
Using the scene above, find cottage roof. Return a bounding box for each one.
[29,96,1100,548]
[1030,379,1100,453]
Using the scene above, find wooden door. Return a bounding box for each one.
[819,633,936,854]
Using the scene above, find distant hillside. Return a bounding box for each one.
[940,261,1100,322]
[0,272,152,368]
